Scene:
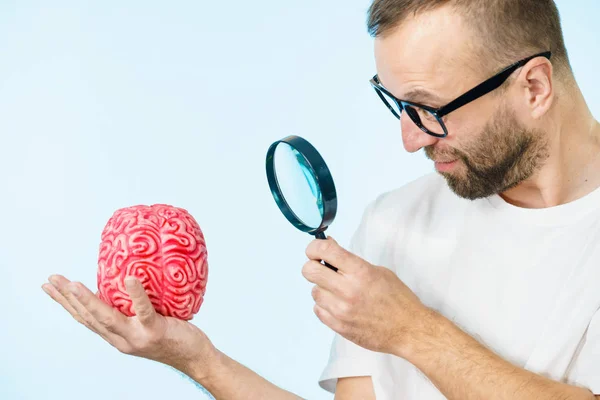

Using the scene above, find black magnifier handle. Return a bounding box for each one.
[314,231,338,272]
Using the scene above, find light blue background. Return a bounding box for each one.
[1,1,598,399]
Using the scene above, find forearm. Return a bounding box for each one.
[187,349,304,400]
[400,310,595,400]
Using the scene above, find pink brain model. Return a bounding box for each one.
[97,204,208,320]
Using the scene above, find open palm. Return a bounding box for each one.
[42,274,218,378]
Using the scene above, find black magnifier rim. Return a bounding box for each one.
[266,135,337,235]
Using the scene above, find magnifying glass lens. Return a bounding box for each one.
[266,135,338,272]
[274,143,324,230]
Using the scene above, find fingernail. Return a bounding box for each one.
[124,277,137,287]
[42,285,51,295]
[68,283,80,297]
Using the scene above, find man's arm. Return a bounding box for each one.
[192,357,378,400]
[330,341,600,400]
[335,377,376,400]
[399,310,597,400]
[43,275,305,400]
[303,239,599,400]
[188,350,303,400]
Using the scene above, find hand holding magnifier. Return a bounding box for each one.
[265,135,339,272]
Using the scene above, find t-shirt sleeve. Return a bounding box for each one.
[318,333,383,393]
[565,308,600,394]
[318,198,384,393]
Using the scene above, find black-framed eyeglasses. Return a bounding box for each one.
[369,51,552,138]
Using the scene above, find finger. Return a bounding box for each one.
[302,259,345,295]
[61,281,121,339]
[314,304,344,334]
[42,282,90,328]
[311,285,350,320]
[71,281,130,337]
[305,236,361,274]
[125,277,157,327]
[49,275,125,343]
[47,275,99,332]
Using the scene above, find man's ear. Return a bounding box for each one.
[518,57,554,119]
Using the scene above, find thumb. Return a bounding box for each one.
[125,277,157,326]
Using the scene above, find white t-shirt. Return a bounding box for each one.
[319,172,600,398]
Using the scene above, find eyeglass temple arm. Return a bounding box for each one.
[436,51,552,118]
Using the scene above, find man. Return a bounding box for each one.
[42,0,600,398]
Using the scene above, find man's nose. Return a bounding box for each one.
[401,112,440,153]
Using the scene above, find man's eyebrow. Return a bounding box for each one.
[377,76,444,106]
[403,88,444,106]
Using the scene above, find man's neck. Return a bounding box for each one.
[499,88,600,209]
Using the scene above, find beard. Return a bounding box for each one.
[425,104,550,200]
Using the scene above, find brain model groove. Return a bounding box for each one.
[97,204,208,320]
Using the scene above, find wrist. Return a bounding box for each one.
[395,306,449,361]
[183,346,226,388]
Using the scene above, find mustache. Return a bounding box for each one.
[424,145,464,162]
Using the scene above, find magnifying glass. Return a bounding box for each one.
[265,135,338,272]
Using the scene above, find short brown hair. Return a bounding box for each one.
[367,0,572,77]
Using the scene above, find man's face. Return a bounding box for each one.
[373,7,549,199]
[423,104,549,199]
